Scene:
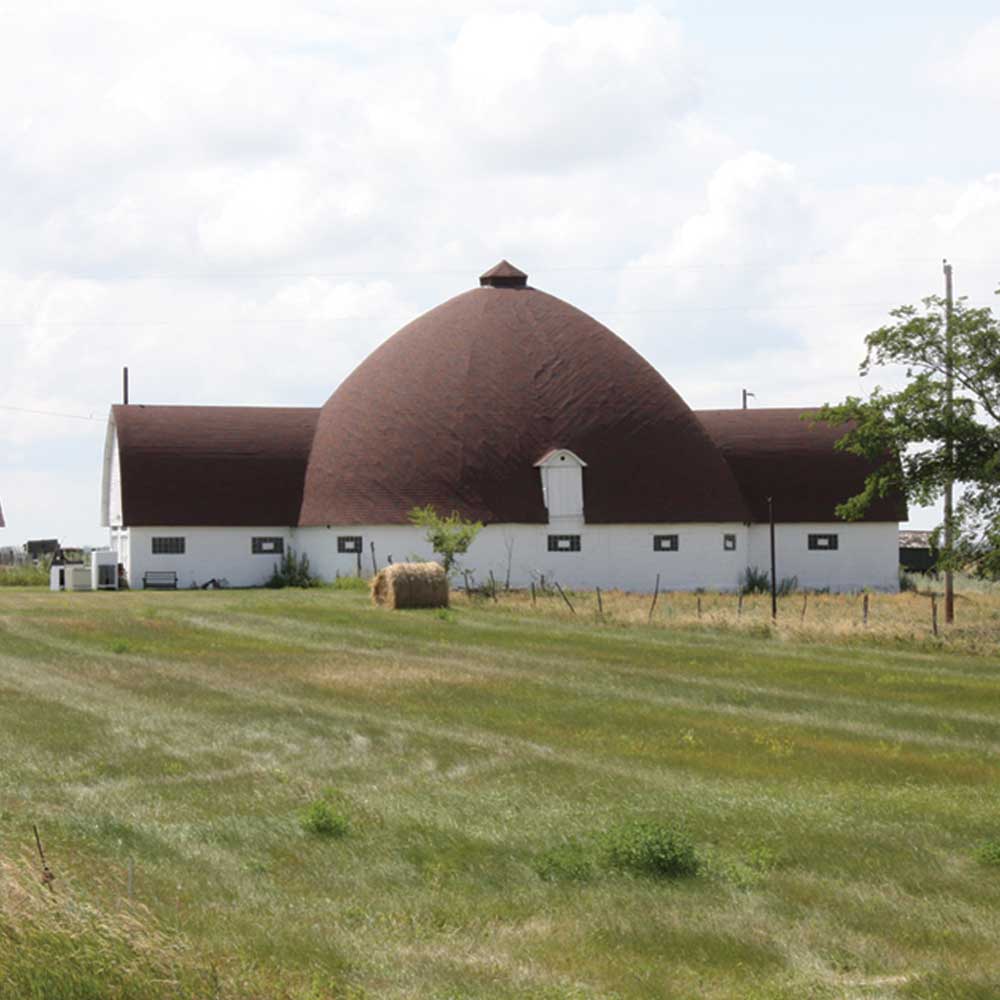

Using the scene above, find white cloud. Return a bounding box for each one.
[448,6,697,167]
[1,3,998,542]
[946,17,1000,97]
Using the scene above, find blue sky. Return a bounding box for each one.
[2,1,998,545]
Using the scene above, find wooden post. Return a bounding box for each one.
[768,496,777,622]
[696,595,702,619]
[33,824,55,893]
[800,592,808,622]
[370,541,378,574]
[356,549,362,577]
[931,593,939,637]
[555,581,576,614]
[863,593,870,628]
[648,574,660,622]
[737,591,743,618]
[596,586,603,619]
[530,581,536,606]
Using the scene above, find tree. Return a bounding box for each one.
[408,505,483,575]
[816,286,1000,580]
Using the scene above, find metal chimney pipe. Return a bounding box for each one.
[123,366,129,405]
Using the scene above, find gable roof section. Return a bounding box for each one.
[112,405,318,526]
[696,408,907,523]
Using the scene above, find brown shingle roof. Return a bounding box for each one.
[300,274,751,526]
[113,405,318,526]
[695,408,907,523]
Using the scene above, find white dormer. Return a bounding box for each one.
[534,449,587,524]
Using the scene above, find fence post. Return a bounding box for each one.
[931,593,939,637]
[530,581,536,607]
[555,581,576,615]
[648,574,661,622]
[801,592,808,622]
[863,593,869,628]
[737,591,743,618]
[697,595,702,619]
[596,586,604,619]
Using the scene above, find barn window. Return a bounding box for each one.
[808,533,839,551]
[547,534,581,552]
[653,534,679,552]
[151,537,185,555]
[337,535,363,554]
[252,537,284,555]
[723,533,737,551]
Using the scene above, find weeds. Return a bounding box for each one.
[977,839,1000,866]
[267,549,320,589]
[300,799,349,839]
[600,820,700,879]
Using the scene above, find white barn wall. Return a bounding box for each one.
[125,526,296,590]
[303,523,751,592]
[119,521,899,593]
[747,522,899,592]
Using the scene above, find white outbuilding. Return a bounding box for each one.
[100,262,905,592]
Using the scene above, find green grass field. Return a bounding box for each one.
[2,585,999,999]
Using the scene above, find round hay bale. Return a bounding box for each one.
[370,561,449,610]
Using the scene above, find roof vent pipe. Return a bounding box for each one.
[123,366,129,405]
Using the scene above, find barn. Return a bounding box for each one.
[101,262,905,592]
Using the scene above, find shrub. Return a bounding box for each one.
[408,505,483,575]
[899,569,918,592]
[329,574,369,591]
[601,821,700,879]
[977,838,1000,866]
[739,566,798,596]
[267,548,320,589]
[740,565,771,594]
[300,799,349,838]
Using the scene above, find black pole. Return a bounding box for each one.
[768,496,777,621]
[123,366,129,405]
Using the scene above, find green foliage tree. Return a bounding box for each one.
[408,505,483,575]
[817,288,1000,578]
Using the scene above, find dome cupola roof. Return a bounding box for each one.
[299,264,750,525]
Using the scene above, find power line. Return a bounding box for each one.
[0,404,104,422]
[0,300,913,328]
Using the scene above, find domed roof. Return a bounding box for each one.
[299,264,750,526]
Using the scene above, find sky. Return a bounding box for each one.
[2,0,999,546]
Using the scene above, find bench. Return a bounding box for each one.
[143,571,178,590]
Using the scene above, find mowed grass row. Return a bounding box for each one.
[1,586,999,999]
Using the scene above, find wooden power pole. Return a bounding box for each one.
[943,260,955,625]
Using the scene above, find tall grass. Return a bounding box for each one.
[0,563,49,586]
[0,855,209,999]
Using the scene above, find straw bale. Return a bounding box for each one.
[371,561,450,609]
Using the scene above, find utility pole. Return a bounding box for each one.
[943,260,955,624]
[742,388,755,409]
